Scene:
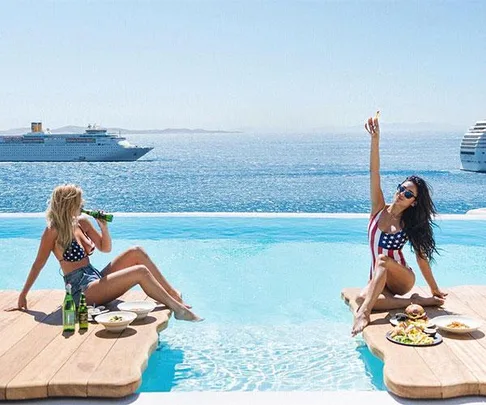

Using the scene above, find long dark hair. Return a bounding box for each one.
[401,175,439,262]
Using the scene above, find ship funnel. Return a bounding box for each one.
[31,122,42,132]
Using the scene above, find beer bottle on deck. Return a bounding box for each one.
[78,292,89,331]
[62,284,76,333]
[81,209,113,222]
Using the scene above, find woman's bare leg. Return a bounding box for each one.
[351,254,442,336]
[102,246,187,306]
[84,264,202,322]
[355,285,443,312]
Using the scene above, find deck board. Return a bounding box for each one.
[0,289,171,400]
[342,285,486,399]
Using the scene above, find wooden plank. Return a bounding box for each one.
[0,290,61,359]
[461,285,486,301]
[0,290,64,400]
[410,287,480,398]
[6,312,99,399]
[450,286,486,320]
[0,291,18,310]
[0,291,50,331]
[48,290,145,398]
[442,287,486,396]
[87,297,170,397]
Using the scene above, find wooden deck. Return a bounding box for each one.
[0,289,171,401]
[342,285,486,399]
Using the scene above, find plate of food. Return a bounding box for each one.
[432,315,482,334]
[94,311,137,333]
[386,323,442,347]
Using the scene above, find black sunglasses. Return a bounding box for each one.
[397,184,416,200]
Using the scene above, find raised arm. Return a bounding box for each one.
[365,114,385,215]
[8,227,56,311]
[79,216,112,253]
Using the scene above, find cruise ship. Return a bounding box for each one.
[460,119,486,172]
[0,122,153,162]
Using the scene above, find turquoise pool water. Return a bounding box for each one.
[1,215,486,391]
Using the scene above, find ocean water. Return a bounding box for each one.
[2,216,486,391]
[0,131,485,213]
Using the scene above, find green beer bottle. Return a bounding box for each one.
[78,292,89,331]
[82,209,113,222]
[62,283,76,333]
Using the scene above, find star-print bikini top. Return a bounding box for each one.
[61,227,95,262]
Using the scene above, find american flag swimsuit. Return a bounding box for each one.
[368,208,410,279]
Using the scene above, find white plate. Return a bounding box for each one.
[95,311,137,332]
[87,306,108,321]
[118,301,156,320]
[432,315,482,333]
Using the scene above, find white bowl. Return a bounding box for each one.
[94,311,137,332]
[117,301,156,320]
[432,315,482,334]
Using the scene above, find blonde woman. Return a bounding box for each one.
[10,184,202,322]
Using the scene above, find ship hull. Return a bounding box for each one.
[460,120,486,173]
[0,145,153,162]
[460,159,486,173]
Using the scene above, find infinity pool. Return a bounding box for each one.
[1,214,486,391]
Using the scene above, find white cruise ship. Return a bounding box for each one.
[460,119,486,172]
[0,122,153,162]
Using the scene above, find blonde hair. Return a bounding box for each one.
[46,184,83,250]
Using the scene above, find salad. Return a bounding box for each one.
[389,322,434,345]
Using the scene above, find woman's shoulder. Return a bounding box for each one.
[77,215,93,228]
[44,225,58,236]
[370,204,387,220]
[42,225,58,244]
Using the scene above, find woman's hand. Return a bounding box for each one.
[95,211,109,229]
[5,292,27,311]
[95,218,108,229]
[365,112,380,139]
[18,293,27,309]
[431,288,448,299]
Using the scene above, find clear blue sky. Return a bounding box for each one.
[1,1,485,131]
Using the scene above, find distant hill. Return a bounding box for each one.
[0,126,241,135]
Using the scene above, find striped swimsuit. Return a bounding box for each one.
[368,208,410,278]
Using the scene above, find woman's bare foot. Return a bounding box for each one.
[410,293,445,307]
[351,311,370,337]
[174,307,204,322]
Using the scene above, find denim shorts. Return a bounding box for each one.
[63,263,108,305]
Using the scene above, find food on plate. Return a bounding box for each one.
[405,304,427,320]
[423,327,437,337]
[109,315,124,322]
[446,321,469,329]
[395,312,408,322]
[389,322,434,345]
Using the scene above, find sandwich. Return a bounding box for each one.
[405,304,427,320]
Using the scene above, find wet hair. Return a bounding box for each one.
[46,184,83,250]
[401,175,439,262]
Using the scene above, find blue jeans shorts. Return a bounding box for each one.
[63,263,108,305]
